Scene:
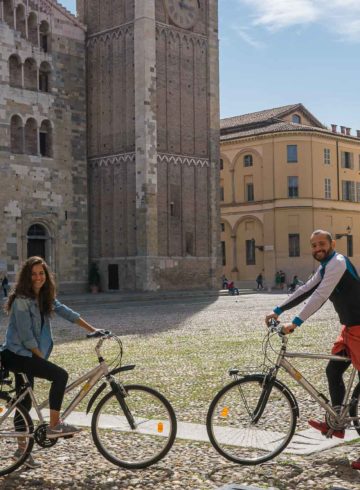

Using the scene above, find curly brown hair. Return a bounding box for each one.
[5,257,56,315]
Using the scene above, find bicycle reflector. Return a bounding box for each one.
[221,407,229,417]
[157,422,164,433]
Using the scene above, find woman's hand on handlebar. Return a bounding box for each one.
[87,329,111,338]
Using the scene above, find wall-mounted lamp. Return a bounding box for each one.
[335,226,351,240]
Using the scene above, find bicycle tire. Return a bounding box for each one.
[0,392,34,476]
[349,381,360,435]
[206,374,297,465]
[91,384,177,469]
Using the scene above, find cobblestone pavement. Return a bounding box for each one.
[1,293,360,489]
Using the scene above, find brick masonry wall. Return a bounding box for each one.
[82,0,220,291]
[0,1,88,292]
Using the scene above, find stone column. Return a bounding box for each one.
[230,167,235,203]
[134,0,158,290]
[231,234,238,274]
[208,0,220,288]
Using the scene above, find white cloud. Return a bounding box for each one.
[231,27,265,48]
[237,0,360,42]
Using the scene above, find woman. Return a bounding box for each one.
[1,256,99,468]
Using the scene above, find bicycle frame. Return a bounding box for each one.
[273,334,357,424]
[0,337,113,434]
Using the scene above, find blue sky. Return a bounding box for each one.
[60,0,360,132]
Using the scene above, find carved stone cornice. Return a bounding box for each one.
[86,23,134,47]
[89,152,135,168]
[89,152,209,168]
[158,153,209,168]
[156,23,208,47]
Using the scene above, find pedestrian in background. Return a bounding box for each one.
[2,275,9,298]
[256,273,264,290]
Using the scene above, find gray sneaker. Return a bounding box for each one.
[46,422,82,439]
[13,449,41,469]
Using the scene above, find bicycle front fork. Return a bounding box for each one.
[109,380,136,430]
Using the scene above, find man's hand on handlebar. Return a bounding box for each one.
[265,312,278,326]
[281,323,296,335]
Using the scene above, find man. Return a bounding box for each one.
[256,273,264,290]
[265,229,360,470]
[1,275,8,298]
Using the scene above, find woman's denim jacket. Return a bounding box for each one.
[1,297,80,359]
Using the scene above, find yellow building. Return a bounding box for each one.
[220,103,360,288]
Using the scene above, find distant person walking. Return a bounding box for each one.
[275,271,281,289]
[2,275,9,298]
[256,273,264,290]
[279,270,286,290]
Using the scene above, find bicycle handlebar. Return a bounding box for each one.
[266,319,285,336]
[86,329,111,339]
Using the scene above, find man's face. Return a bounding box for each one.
[310,234,335,262]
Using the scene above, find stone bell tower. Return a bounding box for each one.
[77,0,220,291]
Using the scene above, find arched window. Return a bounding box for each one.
[292,114,301,124]
[27,224,48,260]
[28,12,38,46]
[24,58,37,90]
[10,115,24,154]
[243,154,253,167]
[39,21,50,53]
[24,118,38,155]
[4,0,14,28]
[39,120,52,157]
[15,3,26,38]
[39,62,51,92]
[9,54,22,87]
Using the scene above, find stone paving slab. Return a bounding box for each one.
[30,409,358,456]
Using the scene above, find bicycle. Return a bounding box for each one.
[0,330,177,476]
[206,319,360,465]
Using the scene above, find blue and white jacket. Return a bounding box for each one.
[1,297,80,359]
[274,251,360,327]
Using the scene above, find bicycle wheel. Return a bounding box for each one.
[349,381,360,435]
[206,374,297,465]
[91,384,177,469]
[0,393,34,476]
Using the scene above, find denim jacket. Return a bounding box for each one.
[1,297,80,359]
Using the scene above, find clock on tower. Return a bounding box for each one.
[165,0,200,29]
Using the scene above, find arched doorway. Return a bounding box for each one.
[27,224,48,259]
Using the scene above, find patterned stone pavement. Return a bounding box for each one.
[0,292,360,489]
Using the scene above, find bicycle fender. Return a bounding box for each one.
[273,378,299,417]
[245,373,299,417]
[86,382,107,415]
[109,364,136,376]
[85,365,136,414]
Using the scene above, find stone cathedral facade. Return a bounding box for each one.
[0,0,220,292]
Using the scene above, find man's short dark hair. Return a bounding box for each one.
[311,229,333,243]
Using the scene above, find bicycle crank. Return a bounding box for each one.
[34,423,58,448]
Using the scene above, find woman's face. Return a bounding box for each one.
[31,264,46,294]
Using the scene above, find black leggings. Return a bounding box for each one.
[326,350,360,407]
[1,349,68,414]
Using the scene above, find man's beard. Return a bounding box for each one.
[312,247,333,262]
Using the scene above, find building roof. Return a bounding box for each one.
[220,103,360,142]
[221,104,301,129]
[221,121,330,141]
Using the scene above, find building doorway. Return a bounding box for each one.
[108,264,119,290]
[27,224,48,259]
